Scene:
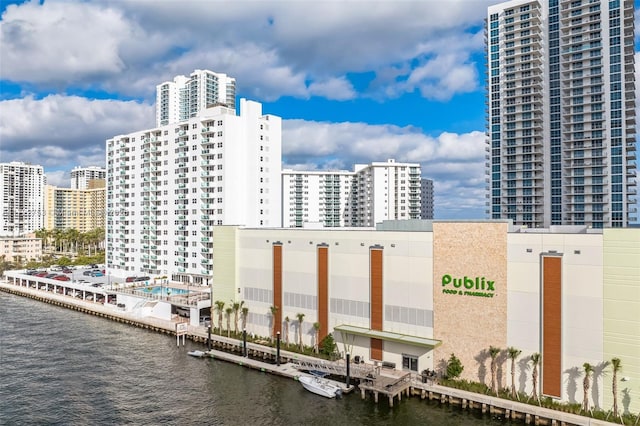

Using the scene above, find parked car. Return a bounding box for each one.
[135,276,150,282]
[53,275,70,281]
[90,271,104,277]
[89,264,98,269]
[61,268,73,274]
[83,270,92,276]
[125,276,137,283]
[45,273,58,279]
[50,265,62,271]
[34,271,49,277]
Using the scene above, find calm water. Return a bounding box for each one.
[0,292,507,425]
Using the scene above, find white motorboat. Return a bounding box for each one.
[188,350,207,358]
[299,375,342,399]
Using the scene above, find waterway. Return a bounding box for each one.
[0,292,508,425]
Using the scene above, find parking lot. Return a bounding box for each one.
[29,266,123,289]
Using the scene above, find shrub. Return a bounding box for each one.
[446,353,464,379]
[320,334,337,357]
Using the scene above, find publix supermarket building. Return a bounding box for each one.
[212,220,639,413]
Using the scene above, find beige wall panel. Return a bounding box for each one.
[212,226,238,304]
[433,222,508,386]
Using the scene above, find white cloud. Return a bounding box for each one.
[282,120,487,219]
[0,95,154,169]
[1,0,494,102]
[1,2,134,84]
[45,170,69,188]
[308,77,356,101]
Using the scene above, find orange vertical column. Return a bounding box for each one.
[542,255,562,398]
[317,244,329,342]
[370,245,383,361]
[272,242,283,336]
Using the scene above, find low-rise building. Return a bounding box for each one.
[0,236,42,262]
[212,221,640,413]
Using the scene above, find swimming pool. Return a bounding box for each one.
[141,286,190,296]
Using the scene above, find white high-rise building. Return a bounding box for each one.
[71,166,106,190]
[281,170,355,227]
[486,0,636,228]
[282,159,421,228]
[0,162,45,236]
[107,99,281,282]
[156,69,237,126]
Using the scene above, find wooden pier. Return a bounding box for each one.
[358,369,412,407]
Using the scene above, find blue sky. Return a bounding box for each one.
[0,0,638,220]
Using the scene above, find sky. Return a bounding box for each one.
[0,0,638,220]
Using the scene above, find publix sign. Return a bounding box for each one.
[441,274,495,298]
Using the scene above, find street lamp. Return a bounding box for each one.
[207,277,212,350]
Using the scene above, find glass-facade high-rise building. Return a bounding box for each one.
[155,69,236,127]
[486,0,636,228]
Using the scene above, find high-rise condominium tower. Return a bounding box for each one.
[420,178,434,220]
[155,69,237,126]
[281,159,422,228]
[0,162,45,236]
[486,0,636,228]
[107,99,281,282]
[71,166,106,190]
[44,184,105,232]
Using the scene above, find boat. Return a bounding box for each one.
[299,375,342,399]
[188,350,207,358]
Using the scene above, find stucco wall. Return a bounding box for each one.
[233,228,435,360]
[433,222,509,387]
[603,228,640,415]
[507,232,604,405]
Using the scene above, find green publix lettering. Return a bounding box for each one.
[441,274,495,298]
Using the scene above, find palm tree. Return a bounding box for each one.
[52,228,63,252]
[225,307,233,338]
[66,228,80,254]
[241,306,249,331]
[507,347,522,399]
[296,313,305,350]
[313,322,321,354]
[284,316,290,345]
[269,305,279,340]
[231,300,243,334]
[0,255,11,275]
[530,353,541,403]
[34,228,49,252]
[489,346,501,395]
[582,363,594,412]
[611,358,622,419]
[214,300,225,335]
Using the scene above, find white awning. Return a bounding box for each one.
[334,324,442,349]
